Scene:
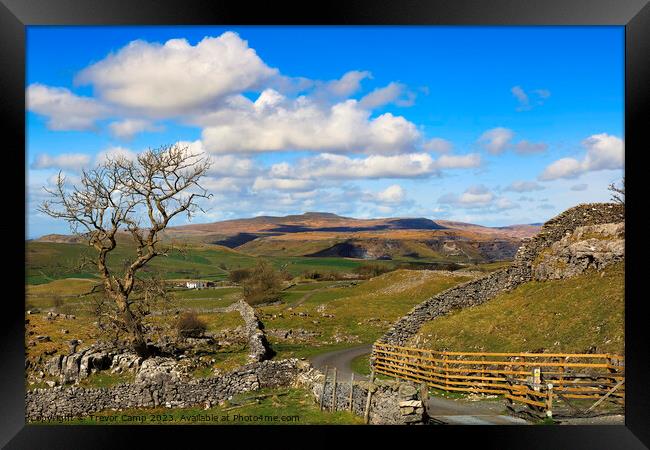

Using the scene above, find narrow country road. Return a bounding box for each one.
[309,344,529,425]
[309,344,373,381]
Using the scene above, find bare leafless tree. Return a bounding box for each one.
[38,144,211,356]
[608,177,625,205]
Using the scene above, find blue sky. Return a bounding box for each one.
[26,26,624,238]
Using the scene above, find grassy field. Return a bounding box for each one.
[25,277,248,364]
[413,262,625,354]
[26,241,401,285]
[39,387,363,425]
[457,260,512,273]
[260,269,474,359]
[25,266,473,377]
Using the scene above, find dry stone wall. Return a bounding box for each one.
[224,299,274,362]
[26,359,302,422]
[296,367,427,424]
[378,203,624,346]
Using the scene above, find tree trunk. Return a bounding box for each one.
[114,293,150,358]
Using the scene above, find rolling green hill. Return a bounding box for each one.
[25,240,398,285]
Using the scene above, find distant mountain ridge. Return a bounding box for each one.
[36,212,541,243]
[34,212,542,262]
[168,212,534,236]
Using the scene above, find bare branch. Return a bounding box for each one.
[38,143,211,357]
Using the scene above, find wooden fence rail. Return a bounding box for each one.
[372,343,624,417]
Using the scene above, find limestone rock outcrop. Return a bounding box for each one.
[532,222,624,280]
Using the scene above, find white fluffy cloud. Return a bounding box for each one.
[298,153,435,179]
[359,82,414,109]
[375,184,406,203]
[94,146,138,165]
[173,140,259,178]
[33,146,140,173]
[540,158,583,180]
[76,32,278,116]
[252,177,315,192]
[478,127,514,154]
[581,133,625,171]
[458,185,495,206]
[322,70,371,98]
[478,128,546,156]
[199,91,421,154]
[202,177,249,193]
[108,119,161,140]
[422,138,453,154]
[287,152,480,180]
[439,185,519,211]
[435,154,482,169]
[539,133,623,180]
[31,153,91,171]
[27,84,108,130]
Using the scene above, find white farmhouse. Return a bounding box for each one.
[186,281,208,289]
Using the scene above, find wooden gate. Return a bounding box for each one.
[372,343,624,418]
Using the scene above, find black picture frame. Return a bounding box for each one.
[2,0,648,448]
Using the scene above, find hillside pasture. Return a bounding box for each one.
[412,262,625,355]
[259,269,474,359]
[26,241,401,285]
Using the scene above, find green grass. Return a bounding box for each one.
[274,342,370,361]
[458,260,512,273]
[414,262,625,354]
[262,270,473,357]
[26,240,399,285]
[426,387,473,400]
[78,371,135,388]
[40,387,363,425]
[172,287,240,299]
[26,278,100,296]
[350,353,371,376]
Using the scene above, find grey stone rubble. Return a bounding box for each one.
[266,328,321,341]
[378,203,625,346]
[26,359,303,422]
[295,367,427,424]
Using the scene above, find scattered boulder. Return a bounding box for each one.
[135,357,189,385]
[110,353,143,374]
